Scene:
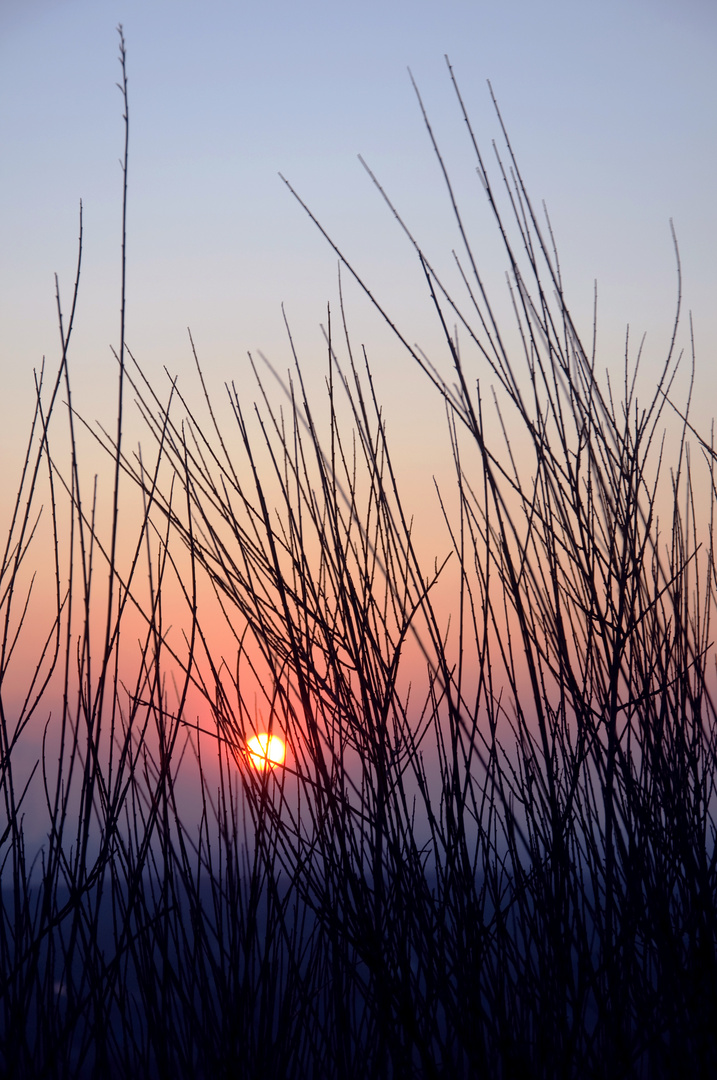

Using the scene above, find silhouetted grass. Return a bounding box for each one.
[1,30,715,1079]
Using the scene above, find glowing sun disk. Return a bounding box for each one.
[247,733,286,770]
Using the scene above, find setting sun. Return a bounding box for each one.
[246,733,286,770]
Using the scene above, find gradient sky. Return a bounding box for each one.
[1,0,716,597]
[1,0,716,852]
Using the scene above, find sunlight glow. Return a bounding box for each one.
[246,733,286,770]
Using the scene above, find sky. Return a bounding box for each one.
[1,0,715,441]
[1,0,716,792]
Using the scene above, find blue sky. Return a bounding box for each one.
[1,0,716,499]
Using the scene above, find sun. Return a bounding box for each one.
[246,733,286,770]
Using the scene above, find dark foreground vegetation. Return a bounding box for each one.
[2,31,716,1078]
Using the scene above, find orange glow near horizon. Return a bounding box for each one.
[246,733,286,770]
